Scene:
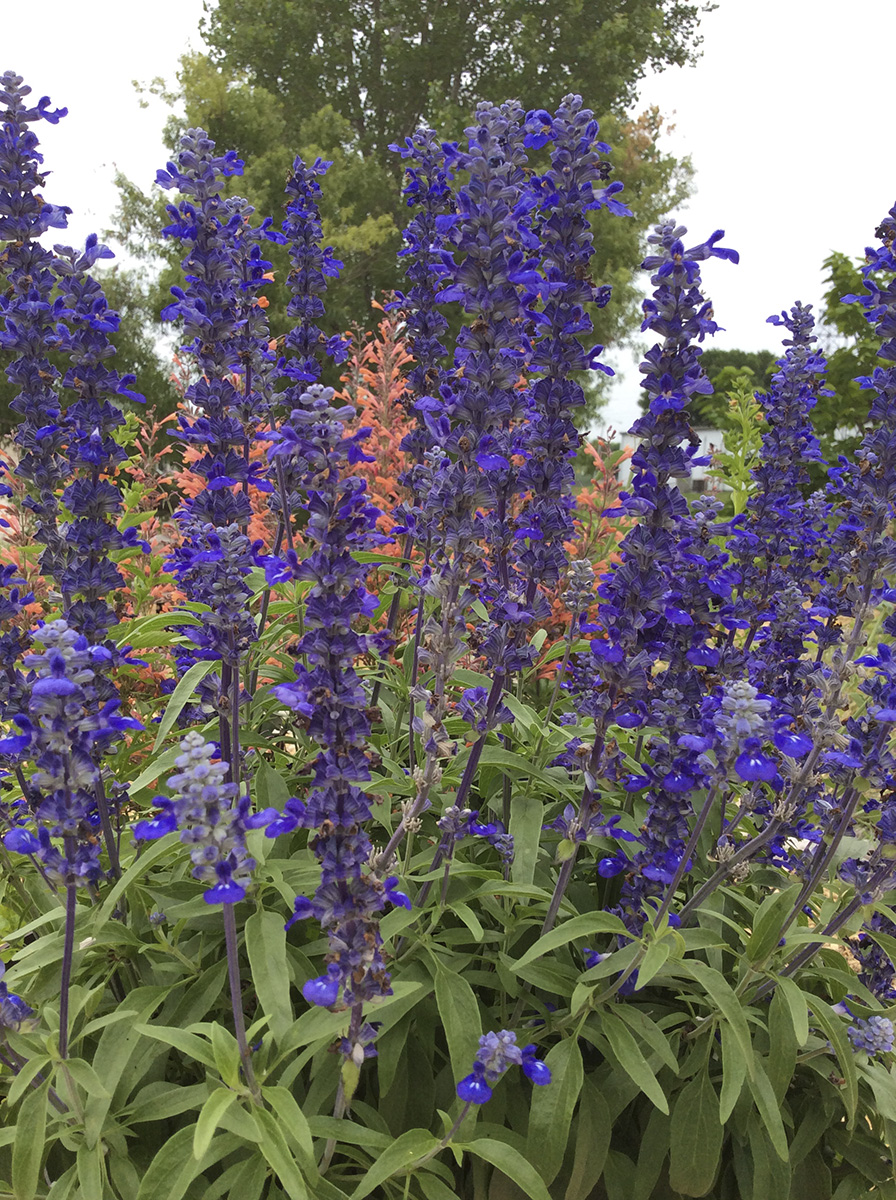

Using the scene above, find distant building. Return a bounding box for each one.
[616,428,730,493]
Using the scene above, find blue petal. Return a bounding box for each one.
[204,881,246,905]
[303,973,340,1007]
[456,1072,492,1104]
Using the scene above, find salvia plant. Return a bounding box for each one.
[6,67,896,1200]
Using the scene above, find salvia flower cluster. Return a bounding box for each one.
[134,731,265,904]
[2,620,141,886]
[457,1030,551,1104]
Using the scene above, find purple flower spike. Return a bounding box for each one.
[848,1015,894,1056]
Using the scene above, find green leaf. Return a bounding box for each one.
[12,1081,48,1200]
[117,610,202,649]
[514,911,628,970]
[433,959,481,1082]
[539,638,588,666]
[632,1108,671,1200]
[306,1118,391,1150]
[508,793,543,888]
[94,837,176,927]
[564,1078,611,1200]
[745,883,801,964]
[209,1022,241,1089]
[61,1056,111,1100]
[612,1006,679,1073]
[633,938,671,990]
[193,1088,238,1160]
[678,959,754,1079]
[862,1061,896,1124]
[461,1137,552,1200]
[44,1164,78,1200]
[246,909,293,1043]
[126,741,193,800]
[501,691,539,731]
[76,1144,103,1199]
[766,987,798,1104]
[748,1115,791,1200]
[526,1037,584,1185]
[747,1055,789,1161]
[265,1086,318,1178]
[789,1150,832,1199]
[84,987,169,1147]
[153,659,220,751]
[134,1023,218,1071]
[7,1055,51,1108]
[668,1068,723,1196]
[251,1107,310,1200]
[477,745,576,788]
[776,975,810,1046]
[718,1020,748,1124]
[136,1128,240,1200]
[254,760,292,810]
[809,996,858,1123]
[351,1129,441,1199]
[124,1082,210,1125]
[600,1011,669,1113]
[416,1177,462,1200]
[452,902,484,942]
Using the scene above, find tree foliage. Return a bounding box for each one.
[817,249,880,462]
[198,0,711,161]
[109,2,707,404]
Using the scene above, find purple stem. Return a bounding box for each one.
[58,842,77,1060]
[93,777,120,878]
[222,902,261,1103]
[0,1048,68,1113]
[653,783,720,927]
[450,671,507,816]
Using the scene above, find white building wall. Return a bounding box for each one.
[616,428,730,492]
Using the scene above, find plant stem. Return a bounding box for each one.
[248,520,284,697]
[653,784,720,927]
[0,1048,68,1113]
[532,614,577,761]
[58,854,77,1061]
[319,1001,364,1173]
[411,1101,474,1169]
[93,777,120,879]
[222,902,261,1104]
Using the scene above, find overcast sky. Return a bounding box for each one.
[5,0,891,433]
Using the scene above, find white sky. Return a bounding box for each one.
[5,0,891,433]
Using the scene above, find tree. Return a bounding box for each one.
[816,250,880,463]
[690,348,776,426]
[196,0,711,163]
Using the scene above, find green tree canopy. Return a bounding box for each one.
[816,250,879,462]
[197,0,710,163]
